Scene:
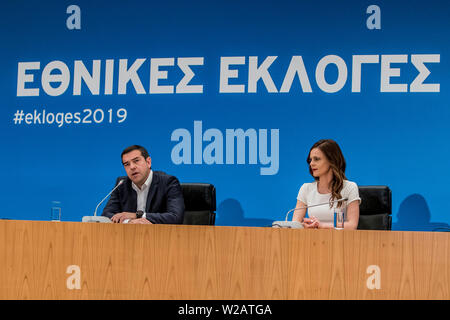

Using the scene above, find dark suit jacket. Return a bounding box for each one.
[101,171,185,224]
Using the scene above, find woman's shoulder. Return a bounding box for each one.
[342,180,359,192]
[299,181,317,194]
[297,181,318,202]
[301,181,317,189]
[343,179,358,187]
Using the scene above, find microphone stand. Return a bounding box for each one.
[82,180,124,223]
[272,198,348,229]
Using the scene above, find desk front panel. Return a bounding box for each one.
[0,220,448,299]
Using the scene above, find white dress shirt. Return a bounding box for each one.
[132,169,153,217]
[124,170,153,223]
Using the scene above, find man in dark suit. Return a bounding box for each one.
[102,145,184,224]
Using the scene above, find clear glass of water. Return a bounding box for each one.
[334,207,344,230]
[51,201,61,221]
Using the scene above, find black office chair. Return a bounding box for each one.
[181,183,216,225]
[357,186,392,230]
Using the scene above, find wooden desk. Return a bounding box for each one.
[0,220,448,299]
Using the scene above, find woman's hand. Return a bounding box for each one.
[302,216,320,229]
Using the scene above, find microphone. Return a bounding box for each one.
[272,197,348,229]
[82,179,124,223]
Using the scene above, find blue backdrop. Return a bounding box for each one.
[1,0,449,231]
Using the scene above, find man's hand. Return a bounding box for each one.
[111,212,137,223]
[129,218,153,224]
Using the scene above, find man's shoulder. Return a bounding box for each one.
[113,176,129,187]
[153,171,180,184]
[116,176,128,182]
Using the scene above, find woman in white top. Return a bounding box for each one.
[293,139,361,229]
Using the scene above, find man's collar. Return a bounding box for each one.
[132,170,153,191]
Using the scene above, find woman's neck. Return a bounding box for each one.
[317,171,333,193]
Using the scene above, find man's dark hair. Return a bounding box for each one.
[121,145,150,162]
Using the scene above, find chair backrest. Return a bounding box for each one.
[357,186,392,230]
[181,183,216,225]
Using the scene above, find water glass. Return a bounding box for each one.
[51,201,62,221]
[334,208,344,230]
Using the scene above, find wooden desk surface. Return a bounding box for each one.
[0,220,448,299]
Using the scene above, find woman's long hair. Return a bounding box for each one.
[307,139,347,208]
